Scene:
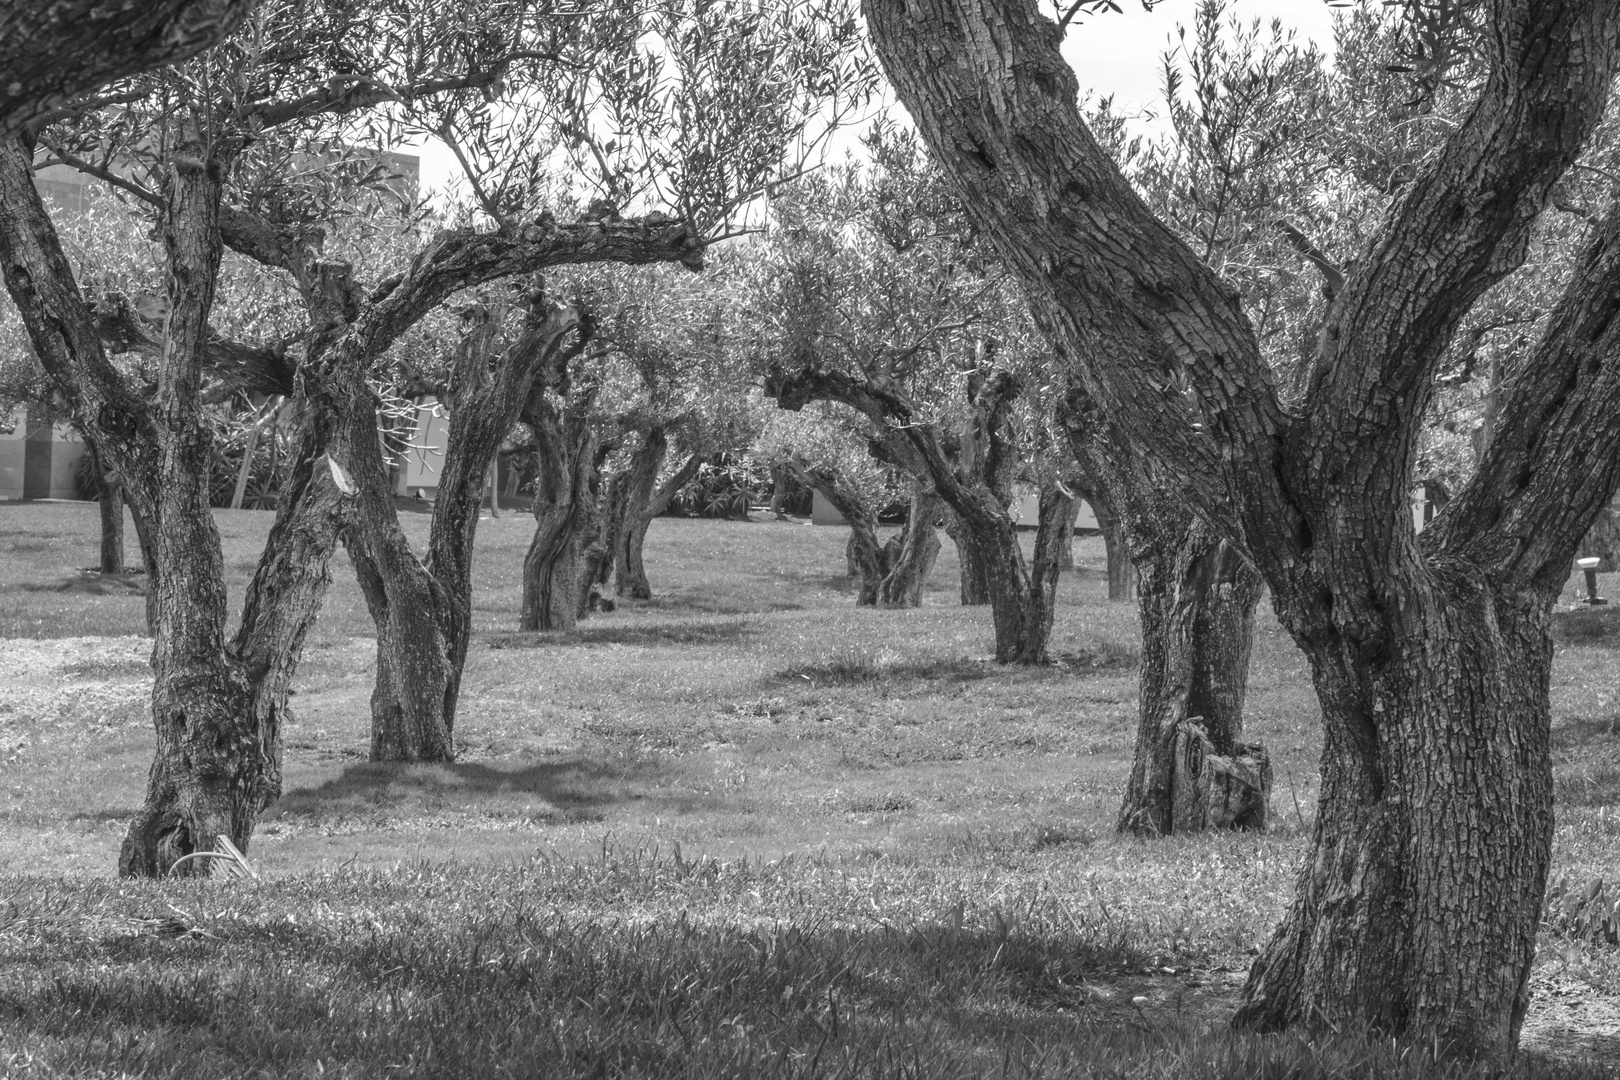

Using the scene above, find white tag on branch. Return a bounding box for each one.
[320,453,357,495]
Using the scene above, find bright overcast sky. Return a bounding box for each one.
[1062,0,1337,117]
[414,0,1344,202]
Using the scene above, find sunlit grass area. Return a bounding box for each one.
[1,501,1617,1077]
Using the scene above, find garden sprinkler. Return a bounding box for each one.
[1577,557,1607,606]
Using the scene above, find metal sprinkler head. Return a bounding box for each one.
[1577,557,1607,606]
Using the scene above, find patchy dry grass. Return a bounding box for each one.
[1,502,1617,1077]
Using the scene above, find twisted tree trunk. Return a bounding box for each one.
[787,458,890,605]
[129,504,160,635]
[943,511,992,605]
[594,467,632,587]
[340,294,578,762]
[877,481,942,607]
[521,393,598,631]
[865,0,1620,1053]
[1054,499,1075,572]
[767,366,1060,663]
[1096,473,1266,838]
[0,122,712,875]
[616,448,703,600]
[1094,503,1136,602]
[574,438,617,620]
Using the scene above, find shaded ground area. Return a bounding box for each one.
[1,504,1618,1074]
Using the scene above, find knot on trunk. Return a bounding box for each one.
[1171,717,1272,832]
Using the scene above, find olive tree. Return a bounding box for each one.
[0,0,807,873]
[865,0,1620,1056]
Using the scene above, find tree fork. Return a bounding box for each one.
[863,0,1620,1054]
[617,450,704,600]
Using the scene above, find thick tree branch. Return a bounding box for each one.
[351,214,703,368]
[764,363,1005,534]
[0,136,153,486]
[1430,195,1620,590]
[216,205,323,291]
[0,0,255,135]
[861,0,1280,545]
[88,290,301,397]
[1274,219,1345,300]
[650,452,706,517]
[1303,0,1620,451]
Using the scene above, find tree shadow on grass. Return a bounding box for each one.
[484,618,757,649]
[774,647,1137,689]
[10,570,147,596]
[269,759,658,824]
[10,877,1611,1077]
[1551,717,1620,808]
[1552,716,1620,752]
[1554,606,1620,646]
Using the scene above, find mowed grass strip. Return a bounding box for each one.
[1,502,1618,1076]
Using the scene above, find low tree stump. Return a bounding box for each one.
[1169,717,1272,832]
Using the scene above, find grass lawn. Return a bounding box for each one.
[1,501,1617,1077]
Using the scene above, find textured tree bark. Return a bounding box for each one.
[594,469,632,587]
[86,153,351,877]
[1117,518,1264,835]
[1064,390,1264,835]
[342,366,459,763]
[1055,501,1075,572]
[616,450,703,600]
[0,0,256,136]
[126,494,160,635]
[877,482,942,607]
[943,511,992,605]
[573,439,616,620]
[610,427,666,593]
[864,0,1620,1054]
[521,397,597,632]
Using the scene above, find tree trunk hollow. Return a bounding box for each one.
[1117,523,1265,836]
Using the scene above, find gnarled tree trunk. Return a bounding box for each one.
[877,481,942,607]
[864,0,1620,1054]
[0,121,715,876]
[943,511,992,604]
[766,365,1059,663]
[1117,516,1264,835]
[616,448,703,600]
[521,389,598,631]
[0,142,353,878]
[594,467,632,587]
[573,438,617,620]
[1065,391,1265,836]
[127,494,160,635]
[1054,498,1075,572]
[787,458,890,605]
